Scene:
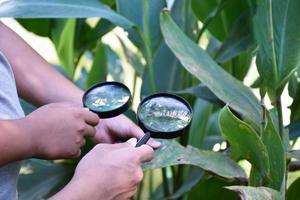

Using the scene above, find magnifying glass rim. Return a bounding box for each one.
[137,93,193,139]
[82,81,131,118]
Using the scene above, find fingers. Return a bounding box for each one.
[126,117,161,149]
[134,145,154,163]
[81,125,97,137]
[126,138,137,147]
[82,110,100,126]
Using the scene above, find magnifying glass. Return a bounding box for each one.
[82,82,131,118]
[135,93,193,147]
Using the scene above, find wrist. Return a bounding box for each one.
[13,117,37,159]
[49,177,97,200]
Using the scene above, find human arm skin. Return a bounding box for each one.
[0,21,83,106]
[0,21,160,148]
[50,139,154,200]
[0,102,99,166]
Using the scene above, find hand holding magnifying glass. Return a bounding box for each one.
[82,82,193,147]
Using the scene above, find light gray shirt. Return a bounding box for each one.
[0,52,25,200]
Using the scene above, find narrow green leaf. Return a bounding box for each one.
[288,120,300,140]
[219,106,270,180]
[86,42,107,88]
[0,0,133,29]
[262,112,285,190]
[142,140,246,181]
[290,86,300,122]
[105,45,124,83]
[51,19,76,78]
[116,0,165,52]
[215,13,255,63]
[168,167,204,199]
[287,176,300,200]
[253,0,300,97]
[188,176,238,200]
[118,37,145,77]
[226,186,281,200]
[175,84,224,106]
[17,19,51,37]
[160,10,261,130]
[188,99,213,148]
[18,159,73,200]
[191,0,249,40]
[287,150,300,160]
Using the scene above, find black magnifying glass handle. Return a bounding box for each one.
[135,132,151,147]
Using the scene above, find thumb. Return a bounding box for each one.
[126,138,137,147]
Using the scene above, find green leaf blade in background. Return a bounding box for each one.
[226,186,281,200]
[262,112,285,191]
[191,0,249,41]
[51,19,76,78]
[219,106,270,180]
[287,176,300,200]
[253,0,300,98]
[160,10,261,130]
[143,140,246,181]
[86,42,107,88]
[0,0,133,29]
[18,159,73,200]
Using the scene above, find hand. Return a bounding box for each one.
[92,114,161,148]
[50,139,154,200]
[24,102,99,159]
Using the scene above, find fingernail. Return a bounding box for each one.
[150,140,161,148]
[126,138,137,147]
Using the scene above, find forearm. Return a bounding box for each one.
[0,119,33,166]
[0,22,83,106]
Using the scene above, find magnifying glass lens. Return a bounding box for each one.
[83,82,131,118]
[85,85,130,112]
[138,96,192,132]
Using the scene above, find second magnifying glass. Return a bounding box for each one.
[136,93,193,147]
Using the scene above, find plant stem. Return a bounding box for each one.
[196,0,228,42]
[143,0,156,93]
[260,95,266,136]
[276,96,284,138]
[162,168,170,197]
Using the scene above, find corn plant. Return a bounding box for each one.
[1,0,300,199]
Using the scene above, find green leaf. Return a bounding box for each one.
[17,19,51,37]
[290,86,300,122]
[262,112,285,190]
[105,45,124,83]
[142,140,246,181]
[188,176,238,200]
[0,0,133,29]
[86,42,107,88]
[287,176,300,200]
[116,0,165,53]
[226,186,281,200]
[215,13,255,63]
[253,0,300,98]
[287,150,300,160]
[160,10,261,130]
[188,99,213,148]
[51,19,76,78]
[118,36,145,77]
[141,42,183,96]
[191,0,249,40]
[168,167,204,199]
[219,106,270,180]
[18,159,73,200]
[175,84,224,106]
[288,120,300,140]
